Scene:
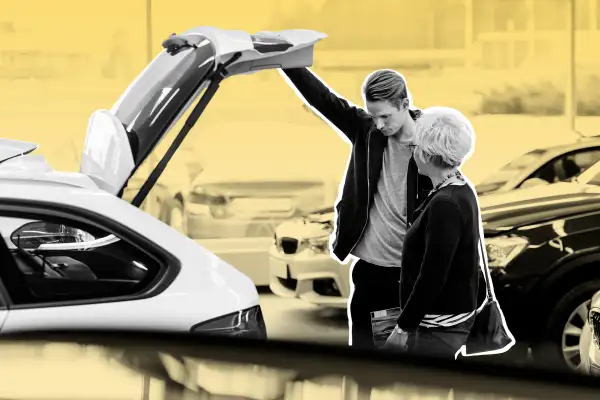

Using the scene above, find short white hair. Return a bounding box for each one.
[414,106,475,168]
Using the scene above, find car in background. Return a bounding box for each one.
[0,26,329,337]
[155,118,345,287]
[475,136,600,195]
[269,205,348,308]
[270,159,600,371]
[181,158,339,287]
[578,290,599,376]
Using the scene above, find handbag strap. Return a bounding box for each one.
[476,212,495,302]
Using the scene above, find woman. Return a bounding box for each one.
[383,106,480,359]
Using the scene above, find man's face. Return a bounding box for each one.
[366,99,408,136]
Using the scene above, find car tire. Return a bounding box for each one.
[531,280,600,371]
[159,197,187,236]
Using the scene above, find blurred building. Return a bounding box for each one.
[265,0,600,71]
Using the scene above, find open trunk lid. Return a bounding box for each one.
[79,27,326,203]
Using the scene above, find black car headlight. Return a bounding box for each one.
[485,235,528,268]
[307,236,330,254]
[191,305,267,340]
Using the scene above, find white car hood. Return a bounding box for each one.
[275,216,332,240]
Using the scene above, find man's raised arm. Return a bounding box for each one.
[281,68,370,143]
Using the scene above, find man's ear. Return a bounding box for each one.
[401,98,409,110]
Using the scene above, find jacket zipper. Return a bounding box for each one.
[350,128,372,253]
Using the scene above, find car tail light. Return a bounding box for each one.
[189,188,227,206]
[210,205,229,219]
[485,235,528,268]
[191,305,267,340]
[188,188,232,219]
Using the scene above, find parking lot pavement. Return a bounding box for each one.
[259,293,349,345]
[259,292,535,369]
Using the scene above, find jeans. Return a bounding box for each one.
[349,259,401,350]
[406,318,474,359]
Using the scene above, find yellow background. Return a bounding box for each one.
[1,0,600,398]
[1,0,599,182]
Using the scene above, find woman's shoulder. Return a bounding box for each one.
[430,184,477,212]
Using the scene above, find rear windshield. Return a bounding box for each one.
[111,37,216,165]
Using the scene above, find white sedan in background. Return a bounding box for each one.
[269,206,348,308]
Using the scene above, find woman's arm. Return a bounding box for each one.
[396,198,464,333]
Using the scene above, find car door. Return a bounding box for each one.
[0,284,8,331]
[80,28,326,208]
[0,212,169,333]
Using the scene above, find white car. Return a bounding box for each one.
[0,26,327,335]
[269,206,348,308]
[180,146,340,287]
[579,291,600,376]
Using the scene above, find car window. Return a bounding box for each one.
[527,149,600,185]
[0,217,165,306]
[478,149,549,186]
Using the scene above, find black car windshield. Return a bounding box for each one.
[477,148,550,190]
[111,37,216,166]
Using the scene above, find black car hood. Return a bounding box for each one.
[479,182,600,233]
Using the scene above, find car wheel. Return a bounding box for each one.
[532,280,600,371]
[159,197,187,236]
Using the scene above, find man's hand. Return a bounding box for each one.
[382,325,410,351]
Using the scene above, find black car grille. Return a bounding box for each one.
[279,237,299,254]
[591,311,600,348]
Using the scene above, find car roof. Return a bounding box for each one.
[0,178,160,236]
[0,177,107,203]
[0,170,99,191]
[541,136,600,155]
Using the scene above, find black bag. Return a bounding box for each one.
[463,218,515,356]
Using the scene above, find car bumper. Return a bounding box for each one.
[268,245,350,308]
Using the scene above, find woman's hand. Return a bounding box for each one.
[383,325,410,351]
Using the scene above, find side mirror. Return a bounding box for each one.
[519,178,549,189]
[11,221,97,251]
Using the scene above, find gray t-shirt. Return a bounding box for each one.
[350,135,413,267]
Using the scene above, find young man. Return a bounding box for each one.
[280,67,433,349]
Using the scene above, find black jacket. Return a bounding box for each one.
[282,68,433,263]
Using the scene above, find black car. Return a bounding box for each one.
[479,164,600,370]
